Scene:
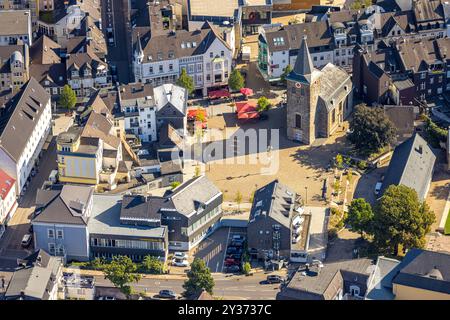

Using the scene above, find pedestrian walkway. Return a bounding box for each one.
[437,188,450,233]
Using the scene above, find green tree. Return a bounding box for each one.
[348,104,396,155]
[195,108,206,123]
[242,262,251,275]
[90,257,106,270]
[423,115,447,148]
[256,96,271,112]
[103,256,141,297]
[280,64,293,84]
[59,84,77,110]
[335,154,344,169]
[235,191,243,211]
[183,258,214,297]
[171,181,181,189]
[228,69,245,92]
[141,255,165,274]
[194,165,201,177]
[346,198,374,238]
[176,68,195,95]
[373,185,435,256]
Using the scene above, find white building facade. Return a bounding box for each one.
[0,78,52,195]
[132,24,232,96]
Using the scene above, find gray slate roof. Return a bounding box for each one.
[392,249,450,295]
[154,83,187,116]
[4,250,62,300]
[249,180,297,229]
[380,133,436,200]
[33,184,94,225]
[289,36,314,84]
[365,256,400,300]
[0,78,50,162]
[279,258,374,300]
[167,175,222,217]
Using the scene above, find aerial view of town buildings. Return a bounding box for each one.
[0,0,448,302]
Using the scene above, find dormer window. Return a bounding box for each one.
[157,52,163,60]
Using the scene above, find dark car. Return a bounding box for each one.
[266,275,283,284]
[224,258,240,266]
[230,241,244,247]
[226,265,241,273]
[226,247,243,255]
[159,290,176,299]
[226,254,242,260]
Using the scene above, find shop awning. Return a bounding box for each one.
[208,89,231,99]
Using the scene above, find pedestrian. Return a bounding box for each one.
[1,278,5,290]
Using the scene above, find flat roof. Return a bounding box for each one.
[189,0,240,18]
[88,194,166,239]
[305,206,328,257]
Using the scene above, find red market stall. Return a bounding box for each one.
[240,87,254,97]
[235,102,259,120]
[208,89,231,100]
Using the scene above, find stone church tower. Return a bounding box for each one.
[286,36,321,145]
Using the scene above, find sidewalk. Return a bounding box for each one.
[63,267,188,280]
[437,188,450,233]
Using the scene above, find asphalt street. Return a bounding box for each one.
[102,0,132,84]
[92,272,282,300]
[0,137,57,270]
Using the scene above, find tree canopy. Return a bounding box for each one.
[183,258,215,297]
[372,185,435,255]
[141,255,165,274]
[103,255,141,297]
[348,104,396,154]
[228,69,245,92]
[59,84,77,110]
[257,96,271,112]
[280,64,293,84]
[176,68,195,95]
[346,198,374,238]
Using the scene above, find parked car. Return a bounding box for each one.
[226,254,242,260]
[224,258,240,266]
[159,290,176,299]
[172,258,189,267]
[98,296,116,300]
[232,235,246,242]
[226,247,243,255]
[21,233,32,248]
[225,265,241,273]
[374,182,382,195]
[173,252,188,260]
[230,241,244,247]
[266,275,283,284]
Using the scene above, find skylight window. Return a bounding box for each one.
[273,37,285,46]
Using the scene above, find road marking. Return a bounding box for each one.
[221,227,231,273]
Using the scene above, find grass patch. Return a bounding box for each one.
[445,209,450,235]
[39,11,55,24]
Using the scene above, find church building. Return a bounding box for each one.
[286,36,353,145]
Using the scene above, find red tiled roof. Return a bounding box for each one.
[0,169,15,200]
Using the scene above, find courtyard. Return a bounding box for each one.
[201,105,353,206]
